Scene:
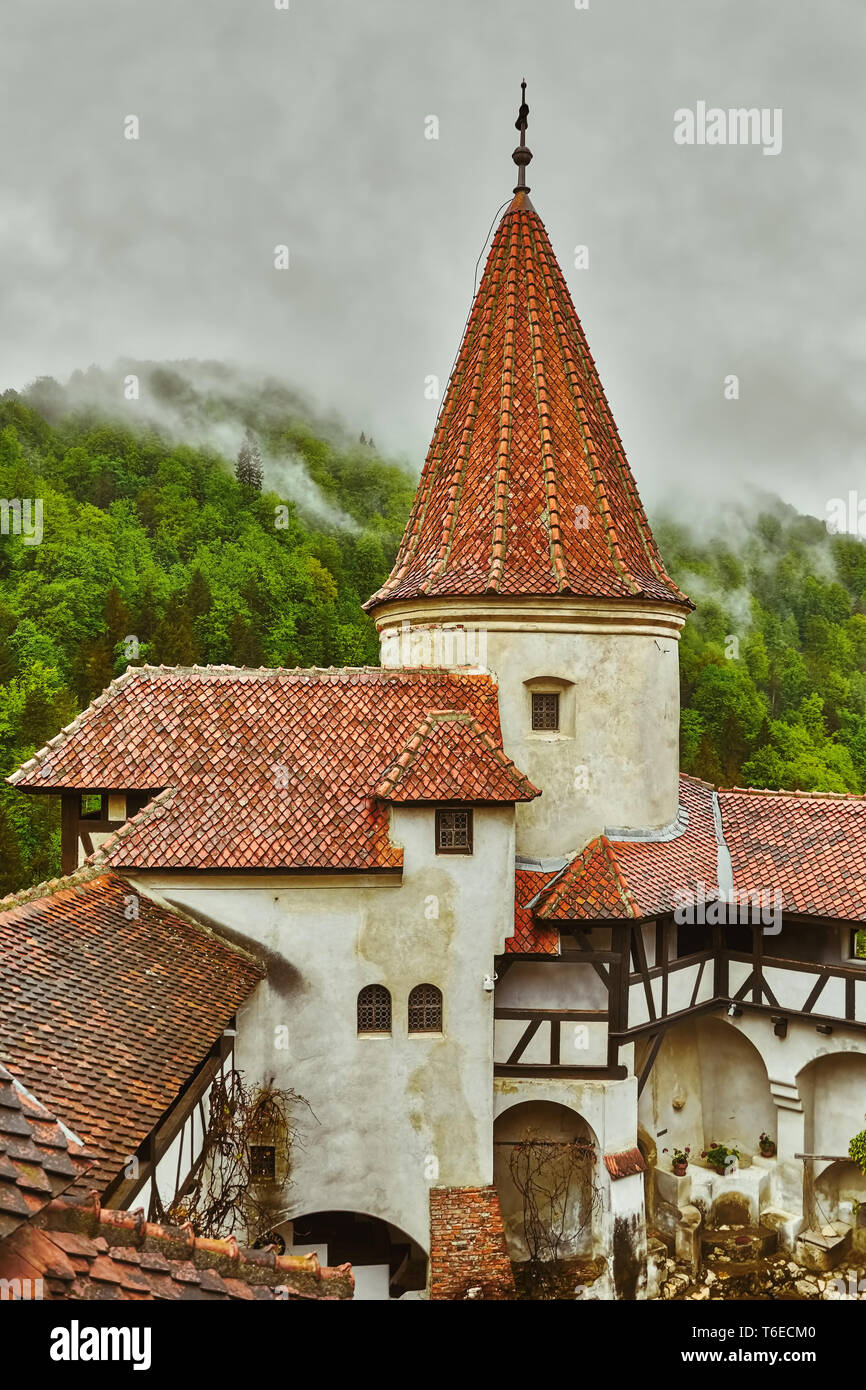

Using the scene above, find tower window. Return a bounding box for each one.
[531,692,559,731]
[408,983,443,1033]
[435,808,473,854]
[357,984,392,1033]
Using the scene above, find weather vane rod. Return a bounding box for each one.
[512,78,532,193]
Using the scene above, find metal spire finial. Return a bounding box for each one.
[512,78,532,193]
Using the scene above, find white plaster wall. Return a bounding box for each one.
[640,1014,774,1158]
[133,804,514,1252]
[496,962,607,1009]
[374,600,686,858]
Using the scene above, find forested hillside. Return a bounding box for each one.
[1,362,865,894]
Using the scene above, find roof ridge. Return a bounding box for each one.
[37,1195,353,1293]
[522,213,570,592]
[7,666,143,786]
[531,214,639,598]
[722,785,866,803]
[374,709,538,801]
[0,863,109,914]
[486,213,520,592]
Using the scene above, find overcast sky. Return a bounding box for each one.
[2,0,864,521]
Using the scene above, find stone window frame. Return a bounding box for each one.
[523,675,575,739]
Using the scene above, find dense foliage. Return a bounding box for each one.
[0,367,414,892]
[1,363,865,894]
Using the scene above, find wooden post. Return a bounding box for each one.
[60,793,79,875]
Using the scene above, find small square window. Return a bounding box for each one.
[436,808,473,854]
[250,1144,276,1181]
[531,692,559,731]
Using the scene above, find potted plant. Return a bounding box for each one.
[663,1146,690,1177]
[848,1120,866,1175]
[758,1132,777,1158]
[702,1142,739,1175]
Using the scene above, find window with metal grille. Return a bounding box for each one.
[435,807,473,853]
[408,983,443,1033]
[531,692,559,731]
[250,1144,276,1180]
[357,984,392,1033]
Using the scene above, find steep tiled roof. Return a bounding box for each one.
[0,1064,94,1241]
[519,776,866,926]
[0,872,264,1192]
[375,710,540,803]
[720,787,866,922]
[508,868,560,954]
[366,190,690,611]
[600,776,720,919]
[536,838,640,922]
[0,1195,354,1300]
[9,665,514,871]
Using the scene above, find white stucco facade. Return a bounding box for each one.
[373,596,688,857]
[132,803,515,1252]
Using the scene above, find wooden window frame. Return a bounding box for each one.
[435,807,473,855]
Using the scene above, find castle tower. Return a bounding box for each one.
[366,86,692,858]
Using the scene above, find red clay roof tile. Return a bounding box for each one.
[0,1195,354,1300]
[0,873,263,1192]
[0,1063,94,1240]
[375,710,540,803]
[366,191,690,612]
[9,666,518,871]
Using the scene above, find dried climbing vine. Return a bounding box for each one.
[160,1069,312,1245]
[508,1134,603,1296]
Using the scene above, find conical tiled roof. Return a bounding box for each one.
[366,189,690,611]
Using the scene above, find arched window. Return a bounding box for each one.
[408,983,443,1033]
[357,984,391,1034]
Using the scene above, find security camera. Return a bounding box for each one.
[483,974,497,992]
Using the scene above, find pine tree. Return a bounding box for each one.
[236,428,264,491]
[359,431,366,446]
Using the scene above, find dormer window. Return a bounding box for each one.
[531,692,559,731]
[436,808,473,854]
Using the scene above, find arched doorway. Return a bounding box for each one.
[280,1210,426,1300]
[799,1052,866,1232]
[493,1101,604,1274]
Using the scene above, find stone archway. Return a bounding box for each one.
[281,1209,426,1300]
[492,1100,604,1269]
[639,1014,775,1160]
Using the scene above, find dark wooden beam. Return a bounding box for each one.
[637,1031,665,1097]
[495,1064,628,1080]
[60,793,78,875]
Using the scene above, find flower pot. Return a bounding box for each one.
[759,1143,776,1158]
[709,1163,727,1176]
[672,1164,688,1178]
